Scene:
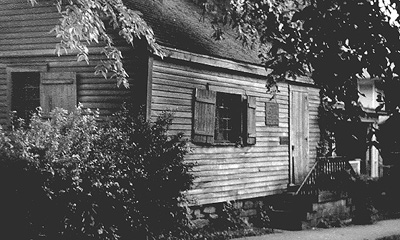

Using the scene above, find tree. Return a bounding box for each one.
[29,0,400,113]
[196,0,400,116]
[190,0,400,162]
[29,0,163,88]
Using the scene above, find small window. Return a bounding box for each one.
[193,88,256,145]
[11,72,40,121]
[7,69,77,126]
[214,92,241,143]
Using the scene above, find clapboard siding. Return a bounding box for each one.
[0,55,140,124]
[151,57,293,205]
[307,87,321,167]
[0,1,59,55]
[151,56,321,205]
[0,0,149,125]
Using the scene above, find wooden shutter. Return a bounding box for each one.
[40,72,77,116]
[246,96,257,145]
[193,88,216,144]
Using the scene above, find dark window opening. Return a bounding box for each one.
[11,72,40,122]
[214,92,241,143]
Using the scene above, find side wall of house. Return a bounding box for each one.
[150,56,320,205]
[0,0,148,126]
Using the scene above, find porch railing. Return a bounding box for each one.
[295,156,359,197]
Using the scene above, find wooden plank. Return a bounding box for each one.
[153,59,269,86]
[78,90,129,96]
[163,47,268,77]
[153,76,288,101]
[192,89,216,144]
[189,146,291,156]
[1,20,58,30]
[188,151,290,160]
[153,69,264,92]
[153,61,264,87]
[190,183,286,198]
[79,102,122,109]
[152,90,192,100]
[193,163,289,173]
[40,72,76,115]
[0,6,55,16]
[79,84,118,90]
[0,36,59,46]
[0,47,105,58]
[0,1,53,10]
[190,160,289,170]
[0,12,59,22]
[194,173,288,188]
[145,56,153,120]
[246,96,257,145]
[79,96,129,102]
[153,74,288,98]
[191,175,288,193]
[189,186,286,205]
[152,96,191,106]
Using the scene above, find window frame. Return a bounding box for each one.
[214,91,243,144]
[6,65,47,125]
[192,88,256,146]
[6,65,77,125]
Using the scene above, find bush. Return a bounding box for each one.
[350,175,380,225]
[0,105,194,239]
[210,201,248,231]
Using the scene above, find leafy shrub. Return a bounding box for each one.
[250,203,271,228]
[350,175,380,224]
[0,105,194,240]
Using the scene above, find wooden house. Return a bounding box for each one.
[1,0,357,229]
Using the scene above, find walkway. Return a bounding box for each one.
[236,219,400,240]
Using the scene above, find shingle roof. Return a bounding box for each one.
[124,0,261,65]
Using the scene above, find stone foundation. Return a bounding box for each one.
[189,198,266,229]
[305,198,354,228]
[189,194,354,230]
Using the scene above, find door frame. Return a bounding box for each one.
[289,85,310,185]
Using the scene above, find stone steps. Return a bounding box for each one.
[268,191,354,230]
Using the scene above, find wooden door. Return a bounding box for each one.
[290,86,309,185]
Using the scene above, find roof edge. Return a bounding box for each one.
[159,46,270,77]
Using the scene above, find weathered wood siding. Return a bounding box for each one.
[152,57,292,205]
[151,57,320,205]
[0,0,60,54]
[0,0,148,125]
[308,87,321,168]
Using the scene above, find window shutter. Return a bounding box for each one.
[193,88,216,144]
[40,72,77,116]
[246,96,257,145]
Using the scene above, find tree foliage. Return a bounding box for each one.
[29,0,163,88]
[28,0,400,114]
[196,0,400,116]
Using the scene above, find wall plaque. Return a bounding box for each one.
[280,136,289,145]
[265,102,279,126]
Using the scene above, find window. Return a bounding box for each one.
[7,68,77,124]
[193,88,256,145]
[214,92,241,143]
[11,72,40,121]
